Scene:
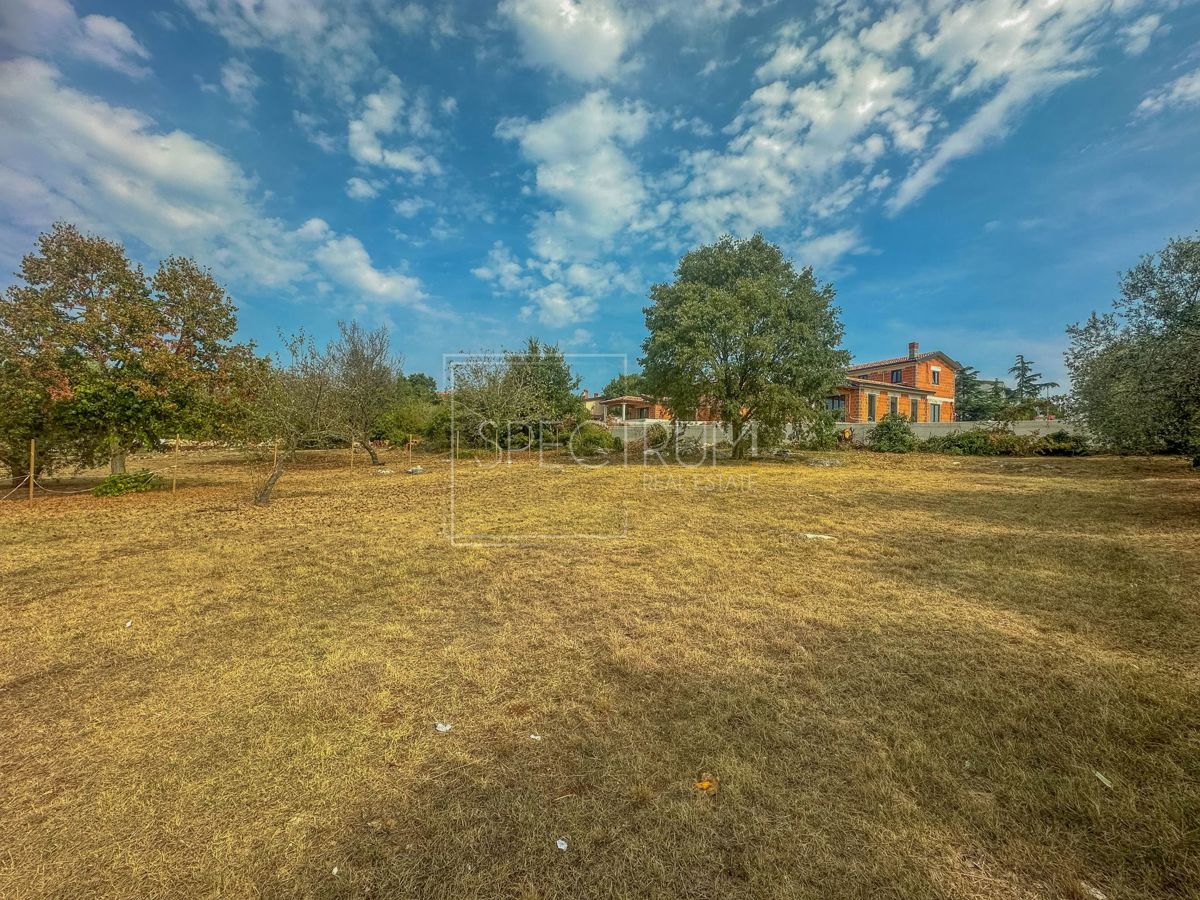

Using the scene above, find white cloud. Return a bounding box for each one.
[472,241,534,293]
[490,90,652,325]
[795,227,871,272]
[220,59,261,109]
[182,0,376,102]
[0,0,151,78]
[1121,14,1166,55]
[293,110,338,153]
[0,58,430,315]
[497,90,650,260]
[310,234,428,310]
[345,177,381,199]
[498,0,643,81]
[679,0,1169,238]
[347,76,442,178]
[392,197,430,218]
[1135,67,1200,118]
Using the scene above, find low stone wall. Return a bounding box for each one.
[610,419,1085,445]
[838,420,1085,441]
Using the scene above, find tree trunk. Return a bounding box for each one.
[362,438,381,466]
[109,450,127,475]
[729,418,746,460]
[255,450,289,505]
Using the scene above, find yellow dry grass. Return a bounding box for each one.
[1,449,1198,899]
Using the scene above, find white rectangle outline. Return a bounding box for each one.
[445,352,632,547]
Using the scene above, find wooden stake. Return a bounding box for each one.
[408,434,413,466]
[28,438,35,504]
[272,440,278,468]
[349,439,355,470]
[172,434,179,494]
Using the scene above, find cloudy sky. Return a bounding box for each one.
[1,0,1198,389]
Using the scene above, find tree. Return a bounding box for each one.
[244,332,341,504]
[641,234,848,458]
[330,321,401,465]
[602,372,647,398]
[446,338,584,450]
[1067,233,1200,464]
[1008,355,1059,402]
[955,367,1014,421]
[0,224,253,478]
[397,372,438,401]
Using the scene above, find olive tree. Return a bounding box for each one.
[1067,232,1200,464]
[330,321,401,465]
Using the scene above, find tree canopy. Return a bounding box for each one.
[1067,232,1200,463]
[602,372,647,398]
[0,223,253,480]
[641,234,848,456]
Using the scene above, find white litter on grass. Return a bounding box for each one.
[1080,881,1107,900]
[124,620,133,628]
[1093,770,1114,789]
[332,867,339,876]
[801,533,835,541]
[406,466,426,475]
[529,733,543,741]
[555,838,569,851]
[435,722,453,733]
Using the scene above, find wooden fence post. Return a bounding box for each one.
[172,435,180,494]
[28,438,35,504]
[408,434,413,466]
[349,439,355,470]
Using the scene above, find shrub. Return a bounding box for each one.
[1035,430,1090,456]
[791,414,839,451]
[643,422,669,450]
[92,469,159,497]
[568,423,620,457]
[918,427,1088,457]
[867,414,916,453]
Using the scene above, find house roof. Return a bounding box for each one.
[848,350,963,372]
[844,376,937,395]
[600,394,656,405]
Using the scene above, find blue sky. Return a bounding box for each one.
[1,0,1198,391]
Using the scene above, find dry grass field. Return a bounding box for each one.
[2,449,1198,899]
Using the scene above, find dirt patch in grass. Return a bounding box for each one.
[1,450,1198,898]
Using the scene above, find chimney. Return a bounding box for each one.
[907,341,920,359]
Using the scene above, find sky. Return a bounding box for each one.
[1,0,1198,392]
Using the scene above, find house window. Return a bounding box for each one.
[909,398,919,420]
[824,396,846,414]
[889,396,898,416]
[867,394,876,422]
[891,369,902,383]
[931,367,941,385]
[931,403,941,423]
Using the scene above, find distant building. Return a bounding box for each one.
[828,341,961,423]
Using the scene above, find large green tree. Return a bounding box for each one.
[1067,232,1200,464]
[641,234,848,457]
[601,372,647,398]
[1,224,252,478]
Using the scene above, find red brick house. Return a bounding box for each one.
[828,342,961,423]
